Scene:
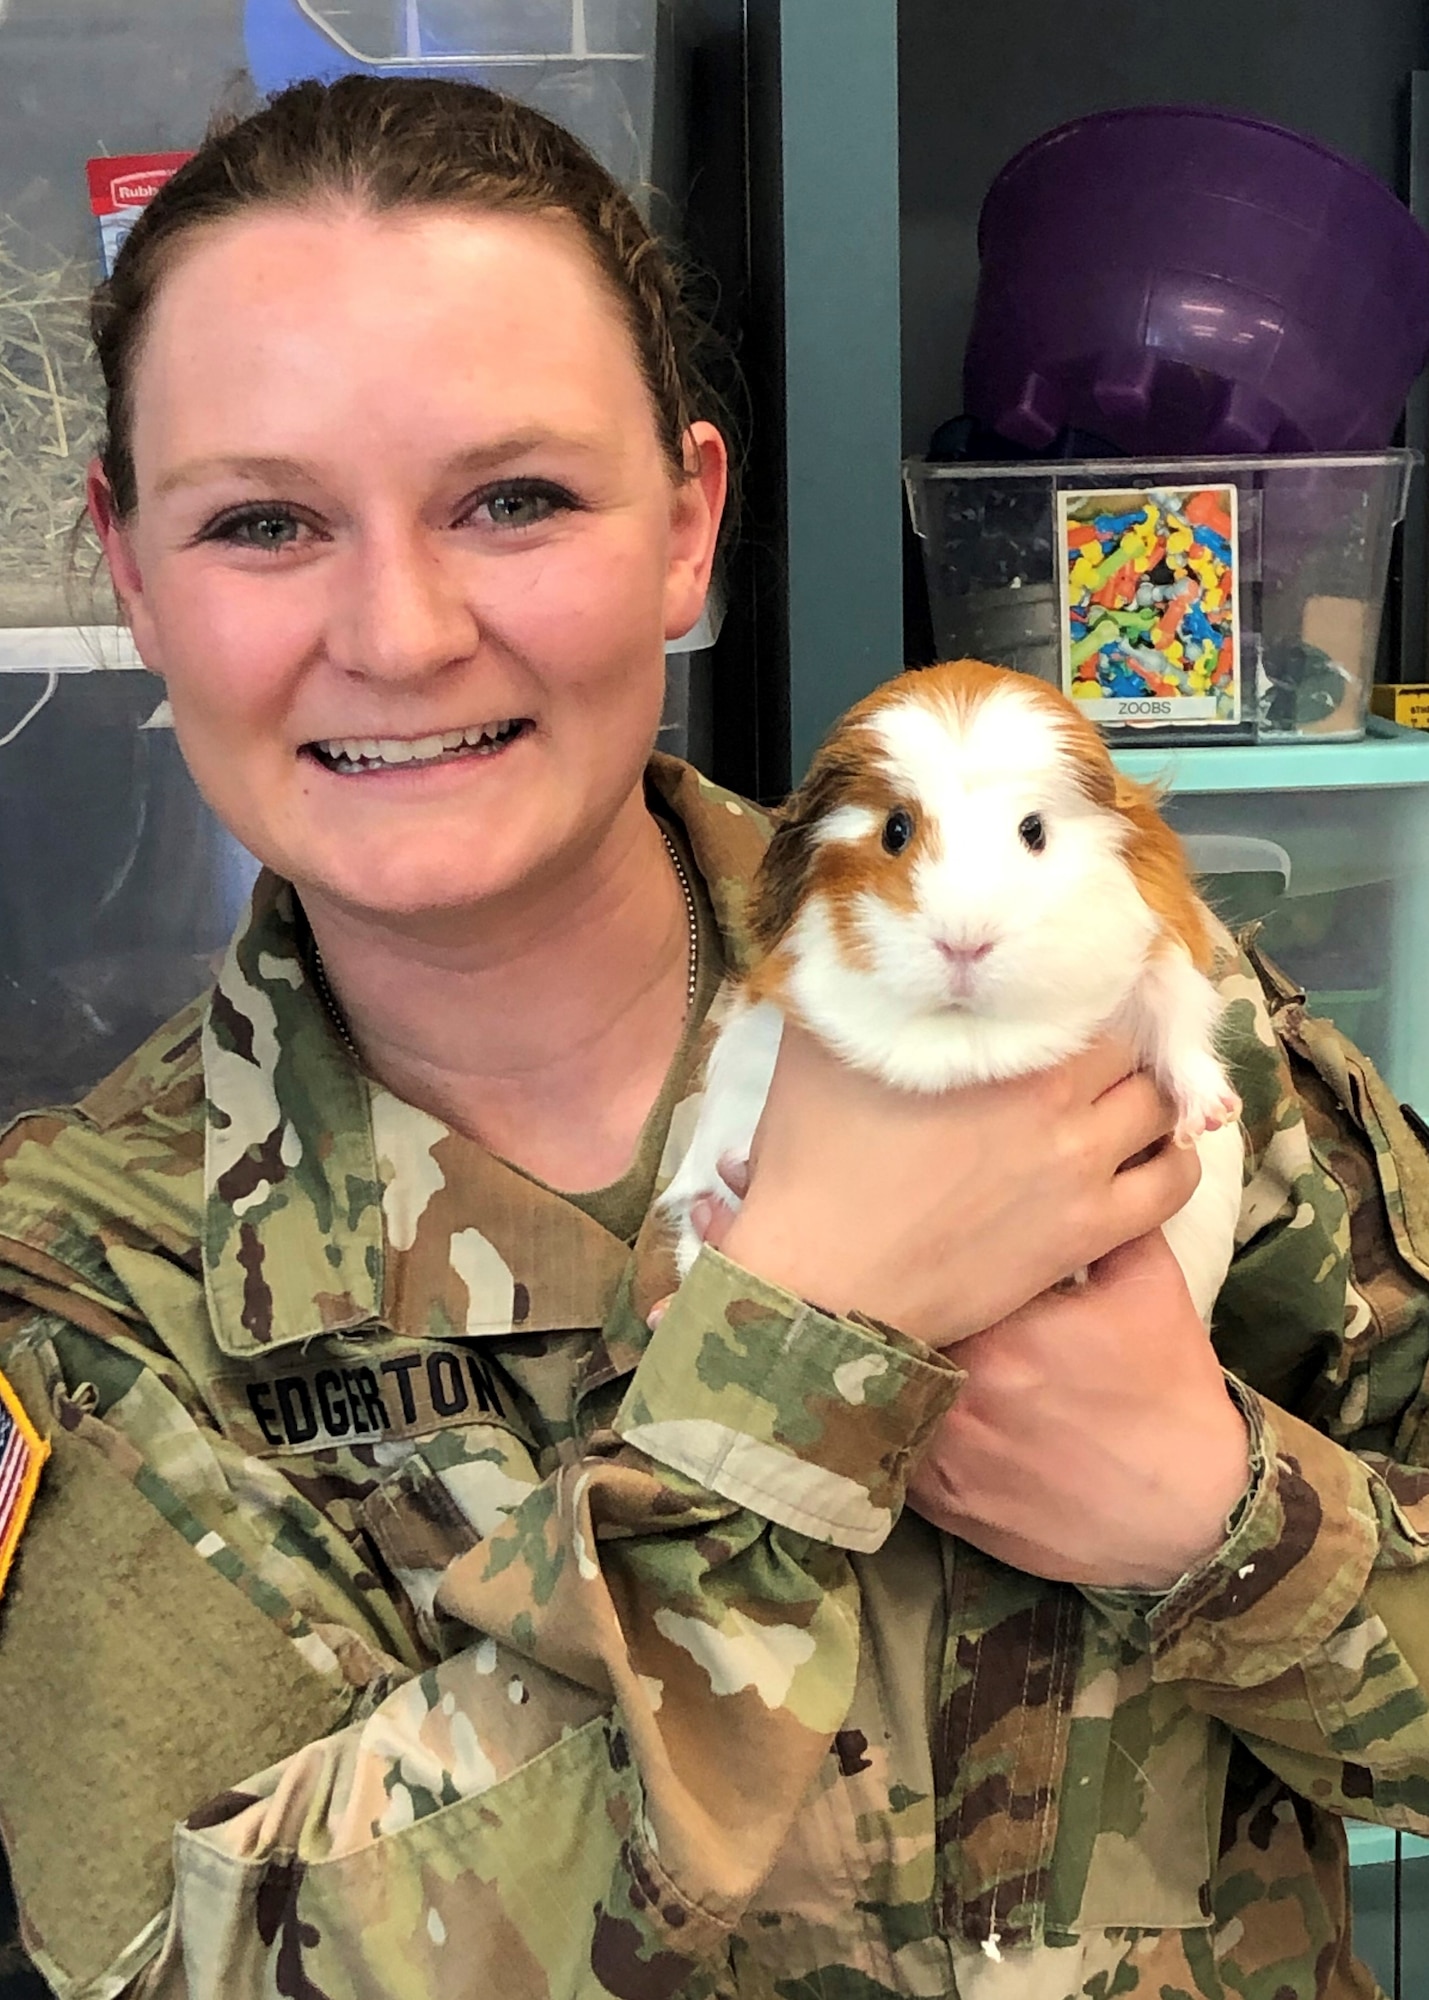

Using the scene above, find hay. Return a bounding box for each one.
[0,227,114,630]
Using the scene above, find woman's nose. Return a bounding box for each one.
[331,528,479,682]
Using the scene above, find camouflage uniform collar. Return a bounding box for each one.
[645,753,769,975]
[201,760,771,1360]
[203,872,383,1357]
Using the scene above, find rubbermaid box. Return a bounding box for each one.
[1114,723,1429,1112]
[906,451,1415,747]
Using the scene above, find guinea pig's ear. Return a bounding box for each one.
[1108,767,1175,851]
[1109,770,1215,972]
[749,729,868,955]
[1055,706,1121,811]
[1112,769,1168,819]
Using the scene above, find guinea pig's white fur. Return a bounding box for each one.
[659,660,1246,1324]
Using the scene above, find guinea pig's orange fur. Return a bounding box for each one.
[745,659,1213,1014]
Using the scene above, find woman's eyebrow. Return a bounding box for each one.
[154,452,313,498]
[154,432,610,499]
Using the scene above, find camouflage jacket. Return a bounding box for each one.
[2,754,1429,2000]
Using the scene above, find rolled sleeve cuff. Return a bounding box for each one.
[1086,1378,1380,1688]
[613,1246,963,1553]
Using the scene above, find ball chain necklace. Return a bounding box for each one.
[308,822,699,1060]
[659,823,701,1016]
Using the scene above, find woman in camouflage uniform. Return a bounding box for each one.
[0,75,1426,2000]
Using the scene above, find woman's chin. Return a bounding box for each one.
[300,855,533,926]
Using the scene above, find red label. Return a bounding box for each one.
[86,151,192,219]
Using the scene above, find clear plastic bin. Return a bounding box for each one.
[246,2,660,191]
[905,451,1416,745]
[0,668,258,1123]
[0,0,659,653]
[1114,723,1429,1112]
[657,592,720,767]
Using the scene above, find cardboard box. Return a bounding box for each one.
[1372,685,1429,730]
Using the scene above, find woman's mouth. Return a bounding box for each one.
[305,717,531,775]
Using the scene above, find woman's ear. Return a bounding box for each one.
[87,458,161,671]
[663,420,728,645]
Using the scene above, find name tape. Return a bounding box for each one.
[212,1343,530,1458]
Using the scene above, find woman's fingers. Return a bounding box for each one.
[1102,1138,1201,1250]
[716,1022,1224,1348]
[1084,1067,1179,1170]
[910,1231,1250,1588]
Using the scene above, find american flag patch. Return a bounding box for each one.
[0,1367,47,1598]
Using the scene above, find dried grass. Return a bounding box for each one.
[0,227,114,628]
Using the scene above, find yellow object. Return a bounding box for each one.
[1372,685,1429,730]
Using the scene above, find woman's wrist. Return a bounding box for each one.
[1103,1384,1254,1592]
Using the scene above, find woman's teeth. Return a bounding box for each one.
[312,719,524,772]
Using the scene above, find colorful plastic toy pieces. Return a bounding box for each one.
[1060,484,1239,722]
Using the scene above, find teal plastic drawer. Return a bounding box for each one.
[1349,1823,1429,1867]
[1114,721,1429,1113]
[1348,1825,1429,1997]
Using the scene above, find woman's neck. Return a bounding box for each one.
[298,793,692,1190]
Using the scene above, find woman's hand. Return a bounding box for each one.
[907,1233,1252,1589]
[716,1022,1200,1348]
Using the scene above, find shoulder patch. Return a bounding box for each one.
[0,1366,49,1596]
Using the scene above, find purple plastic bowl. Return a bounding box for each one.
[964,106,1429,456]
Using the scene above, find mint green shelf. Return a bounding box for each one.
[1349,1821,1429,1867]
[1110,715,1429,1112]
[1113,717,1429,793]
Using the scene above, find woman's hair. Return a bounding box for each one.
[91,74,729,518]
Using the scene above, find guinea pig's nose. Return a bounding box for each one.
[936,938,994,967]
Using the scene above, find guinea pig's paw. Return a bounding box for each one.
[715,1151,752,1201]
[689,1187,742,1251]
[664,1187,741,1283]
[1170,1059,1243,1146]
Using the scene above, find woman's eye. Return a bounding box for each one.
[467,482,574,532]
[204,507,309,553]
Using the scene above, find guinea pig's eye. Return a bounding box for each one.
[882,808,915,855]
[1018,813,1047,853]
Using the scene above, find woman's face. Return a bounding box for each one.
[90,205,726,922]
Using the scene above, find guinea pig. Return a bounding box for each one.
[659,659,1246,1324]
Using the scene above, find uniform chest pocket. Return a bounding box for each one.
[205,1340,542,1637]
[1052,1657,1222,1935]
[359,1424,543,1655]
[937,1552,1220,1950]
